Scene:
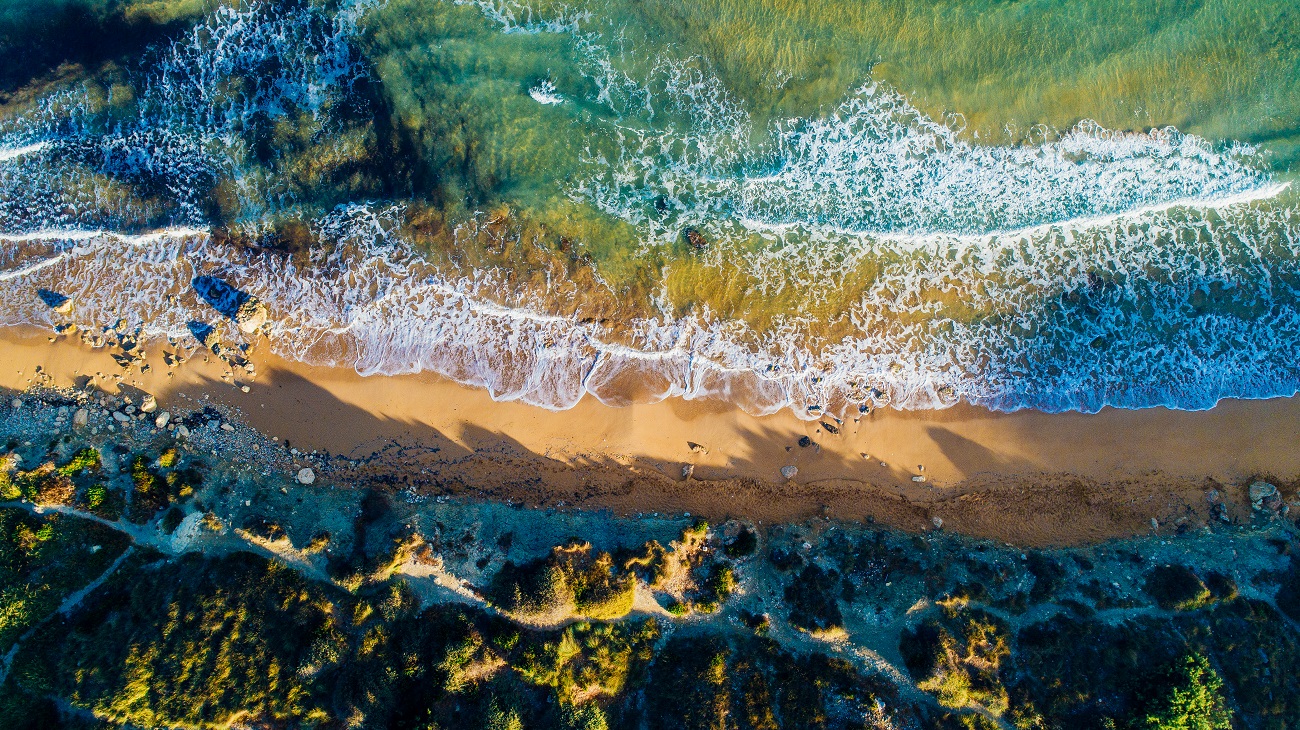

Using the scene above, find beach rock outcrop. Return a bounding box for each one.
[235,298,268,334]
[1249,481,1280,512]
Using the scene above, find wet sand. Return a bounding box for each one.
[2,325,1297,545]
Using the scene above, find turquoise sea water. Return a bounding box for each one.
[0,0,1298,417]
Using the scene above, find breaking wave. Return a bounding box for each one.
[1,0,1299,418]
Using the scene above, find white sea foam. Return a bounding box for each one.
[2,190,1297,418]
[0,142,48,163]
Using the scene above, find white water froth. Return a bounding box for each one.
[0,143,48,163]
[2,191,1298,418]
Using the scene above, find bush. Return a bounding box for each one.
[785,564,843,635]
[725,527,757,558]
[902,607,1010,716]
[489,543,635,621]
[1145,566,1212,611]
[1133,654,1231,730]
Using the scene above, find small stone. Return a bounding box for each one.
[911,475,927,483]
[140,394,157,413]
[240,385,251,393]
[879,461,887,468]
[175,424,190,438]
[681,464,694,479]
[112,411,130,423]
[1151,517,1160,530]
[220,422,235,432]
[797,436,812,448]
[296,467,316,485]
[154,411,170,428]
[9,398,20,409]
[687,441,709,454]
[73,408,88,427]
[780,465,798,479]
[931,516,943,529]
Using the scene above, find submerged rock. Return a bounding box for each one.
[296,467,316,485]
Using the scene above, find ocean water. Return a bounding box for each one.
[0,0,1298,418]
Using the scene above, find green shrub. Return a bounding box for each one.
[785,564,844,634]
[903,607,1010,715]
[1145,566,1212,611]
[1133,654,1231,730]
[58,447,100,477]
[725,527,758,558]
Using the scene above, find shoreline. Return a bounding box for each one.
[1,325,1296,546]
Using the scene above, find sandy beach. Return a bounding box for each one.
[1,325,1296,546]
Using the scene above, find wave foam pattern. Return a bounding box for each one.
[2,193,1298,417]
[572,60,1272,241]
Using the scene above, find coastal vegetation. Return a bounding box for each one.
[1,398,1297,729]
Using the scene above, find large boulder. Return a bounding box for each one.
[234,298,268,334]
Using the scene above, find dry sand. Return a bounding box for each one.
[2,325,1297,546]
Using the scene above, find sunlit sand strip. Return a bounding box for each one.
[0,142,49,163]
[738,181,1293,248]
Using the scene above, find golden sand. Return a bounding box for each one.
[2,326,1296,545]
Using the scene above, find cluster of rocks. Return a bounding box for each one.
[1248,480,1288,517]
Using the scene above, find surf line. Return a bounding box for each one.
[0,142,50,163]
[738,181,1293,249]
[0,227,210,245]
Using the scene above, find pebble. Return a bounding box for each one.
[241,385,251,393]
[681,464,694,479]
[780,465,798,479]
[154,411,170,428]
[140,394,157,413]
[220,422,235,432]
[73,409,88,427]
[9,398,20,409]
[912,475,927,483]
[931,516,943,529]
[296,468,316,485]
[112,411,130,423]
[175,425,190,438]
